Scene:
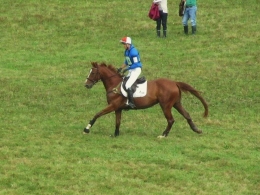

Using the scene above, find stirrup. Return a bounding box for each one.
[128,102,136,108]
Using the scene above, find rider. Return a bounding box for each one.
[118,37,142,108]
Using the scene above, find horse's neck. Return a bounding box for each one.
[100,70,122,91]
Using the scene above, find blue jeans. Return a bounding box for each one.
[182,6,197,26]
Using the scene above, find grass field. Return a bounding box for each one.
[0,0,259,194]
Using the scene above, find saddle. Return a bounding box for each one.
[122,76,146,93]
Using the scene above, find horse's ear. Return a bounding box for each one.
[91,62,98,67]
[100,62,106,67]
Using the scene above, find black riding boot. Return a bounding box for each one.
[157,30,160,37]
[163,30,167,38]
[126,88,136,108]
[184,26,188,35]
[192,25,196,35]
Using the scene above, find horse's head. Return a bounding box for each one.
[85,62,122,89]
[85,62,100,89]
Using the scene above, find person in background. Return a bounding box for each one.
[182,0,197,35]
[153,0,168,38]
[118,37,142,108]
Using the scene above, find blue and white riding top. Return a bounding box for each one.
[124,45,142,70]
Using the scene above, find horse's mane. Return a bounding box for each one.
[91,62,118,74]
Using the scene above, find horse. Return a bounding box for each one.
[84,62,208,138]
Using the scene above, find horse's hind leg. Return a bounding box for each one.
[174,102,202,134]
[159,105,175,137]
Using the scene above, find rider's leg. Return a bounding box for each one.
[125,68,141,108]
[126,88,135,108]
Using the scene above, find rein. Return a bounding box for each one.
[87,67,120,85]
[87,66,123,94]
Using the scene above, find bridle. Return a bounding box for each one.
[86,66,123,87]
[86,67,100,86]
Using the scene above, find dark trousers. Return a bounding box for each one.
[156,11,168,31]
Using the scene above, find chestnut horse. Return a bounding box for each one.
[84,62,208,137]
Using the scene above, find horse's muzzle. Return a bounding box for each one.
[85,84,92,89]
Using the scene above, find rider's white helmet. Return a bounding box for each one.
[120,37,131,44]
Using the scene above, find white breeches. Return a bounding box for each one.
[125,67,142,89]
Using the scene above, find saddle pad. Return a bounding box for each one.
[121,81,148,97]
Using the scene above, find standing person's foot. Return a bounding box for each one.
[192,26,196,35]
[184,26,188,35]
[163,30,167,38]
[157,30,160,37]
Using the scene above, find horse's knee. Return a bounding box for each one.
[168,119,175,126]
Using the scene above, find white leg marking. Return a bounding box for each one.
[86,124,91,129]
[157,135,166,139]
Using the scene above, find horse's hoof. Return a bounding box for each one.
[157,135,166,139]
[83,128,90,134]
[196,130,202,134]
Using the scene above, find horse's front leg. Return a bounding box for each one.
[83,104,115,134]
[114,110,122,137]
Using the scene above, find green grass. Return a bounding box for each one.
[0,0,259,194]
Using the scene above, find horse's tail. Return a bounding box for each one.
[176,82,209,118]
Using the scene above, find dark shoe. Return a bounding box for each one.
[128,102,135,108]
[163,30,167,38]
[192,25,196,35]
[157,30,160,37]
[126,88,136,108]
[184,26,188,35]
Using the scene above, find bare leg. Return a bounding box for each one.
[174,102,202,134]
